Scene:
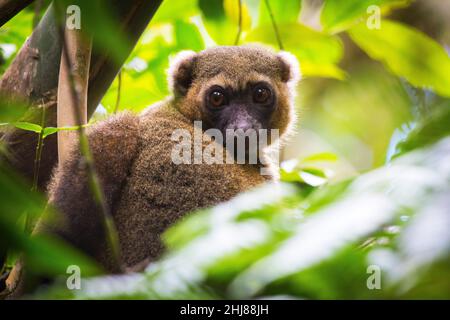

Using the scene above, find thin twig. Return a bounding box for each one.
[31,102,45,192]
[263,0,284,50]
[234,0,243,45]
[113,70,122,114]
[53,3,123,271]
[27,101,46,233]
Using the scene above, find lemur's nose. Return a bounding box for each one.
[229,120,253,132]
[226,108,261,132]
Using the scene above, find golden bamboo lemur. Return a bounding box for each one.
[41,45,300,271]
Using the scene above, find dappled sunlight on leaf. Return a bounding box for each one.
[228,193,396,298]
[258,0,301,26]
[245,23,345,79]
[321,0,411,34]
[349,20,450,98]
[199,0,252,45]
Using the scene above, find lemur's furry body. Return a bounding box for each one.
[45,103,266,270]
[41,45,300,271]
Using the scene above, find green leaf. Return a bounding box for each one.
[302,152,338,163]
[42,125,84,139]
[280,167,328,186]
[151,0,198,23]
[42,127,59,138]
[349,20,450,98]
[0,165,102,278]
[300,61,347,80]
[0,167,45,225]
[394,105,450,157]
[245,23,345,79]
[0,9,33,72]
[258,0,301,26]
[102,19,205,113]
[280,156,333,187]
[321,0,410,33]
[199,0,252,45]
[0,98,28,123]
[11,122,42,133]
[0,226,103,278]
[174,20,205,52]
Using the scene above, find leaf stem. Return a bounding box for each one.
[263,0,284,50]
[27,102,46,233]
[234,0,243,45]
[114,70,122,114]
[31,103,45,192]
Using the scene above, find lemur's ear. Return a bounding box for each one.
[277,51,301,85]
[168,50,197,96]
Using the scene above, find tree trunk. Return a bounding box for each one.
[0,0,34,27]
[0,0,162,190]
[57,27,91,163]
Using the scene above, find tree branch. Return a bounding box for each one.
[56,24,90,164]
[0,0,163,190]
[54,2,123,270]
[0,0,34,27]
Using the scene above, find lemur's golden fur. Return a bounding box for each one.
[41,45,300,271]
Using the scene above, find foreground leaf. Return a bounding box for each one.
[37,136,450,299]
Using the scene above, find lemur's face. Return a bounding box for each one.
[170,46,300,150]
[202,79,276,135]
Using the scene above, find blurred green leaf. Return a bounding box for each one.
[42,125,86,138]
[321,0,410,33]
[0,122,86,138]
[0,9,33,73]
[258,0,301,26]
[8,122,42,133]
[102,20,204,113]
[349,20,450,98]
[245,23,345,79]
[302,152,338,162]
[0,167,45,225]
[0,98,28,123]
[0,165,102,279]
[281,166,328,186]
[311,62,412,167]
[199,0,252,45]
[151,0,199,23]
[174,20,205,52]
[394,104,450,157]
[280,152,337,186]
[1,227,102,278]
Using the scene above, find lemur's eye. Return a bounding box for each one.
[209,90,226,107]
[253,86,271,104]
